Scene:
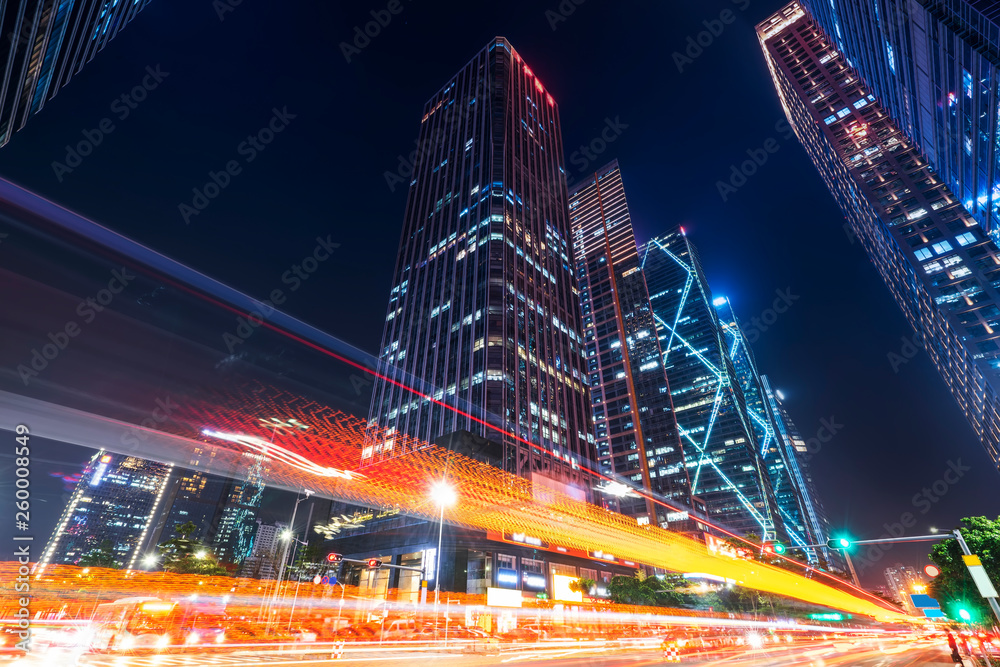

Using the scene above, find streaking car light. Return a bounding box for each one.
[201,429,365,480]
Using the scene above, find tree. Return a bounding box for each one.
[929,516,1000,623]
[608,571,690,607]
[157,521,230,576]
[568,577,596,596]
[77,539,120,568]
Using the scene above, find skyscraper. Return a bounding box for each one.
[38,450,172,571]
[884,564,924,614]
[212,451,266,565]
[762,376,841,568]
[568,160,694,526]
[801,0,1000,235]
[366,37,594,492]
[0,0,153,148]
[641,229,785,539]
[758,2,1000,471]
[714,298,813,554]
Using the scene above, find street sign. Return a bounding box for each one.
[909,594,941,609]
[922,609,946,619]
[963,555,999,598]
[313,575,321,585]
[924,564,941,578]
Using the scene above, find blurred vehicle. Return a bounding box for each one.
[0,624,28,661]
[331,624,377,642]
[499,627,543,643]
[167,601,228,646]
[289,626,318,642]
[89,597,174,652]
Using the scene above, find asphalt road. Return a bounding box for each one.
[13,637,975,666]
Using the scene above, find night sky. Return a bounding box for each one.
[1,0,998,587]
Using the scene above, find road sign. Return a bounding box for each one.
[922,609,946,619]
[313,575,321,585]
[909,594,941,609]
[924,564,941,578]
[963,555,999,598]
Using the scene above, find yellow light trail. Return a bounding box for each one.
[161,382,911,623]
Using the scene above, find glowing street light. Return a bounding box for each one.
[195,550,208,559]
[430,480,456,606]
[142,554,158,568]
[431,480,457,508]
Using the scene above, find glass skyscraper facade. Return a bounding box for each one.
[367,37,594,491]
[0,0,153,147]
[568,160,693,525]
[714,298,814,555]
[38,450,172,570]
[762,377,842,569]
[801,0,1000,236]
[212,451,266,564]
[758,2,1000,471]
[641,229,785,539]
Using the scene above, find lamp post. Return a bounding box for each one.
[270,489,313,630]
[430,480,457,607]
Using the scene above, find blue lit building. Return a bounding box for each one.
[801,0,1000,236]
[713,298,815,557]
[38,450,172,570]
[212,451,266,565]
[0,0,153,148]
[641,229,785,540]
[761,378,843,569]
[758,2,1000,472]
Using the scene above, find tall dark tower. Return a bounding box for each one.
[0,0,153,147]
[366,38,595,493]
[758,2,1000,472]
[568,160,694,526]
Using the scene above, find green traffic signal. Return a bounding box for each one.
[958,608,972,622]
[827,537,852,550]
[773,541,786,555]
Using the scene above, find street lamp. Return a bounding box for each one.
[430,480,456,606]
[270,489,314,629]
[142,554,158,568]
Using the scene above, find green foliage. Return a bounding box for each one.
[156,521,230,577]
[77,539,120,569]
[607,572,690,607]
[929,516,1000,623]
[568,577,595,595]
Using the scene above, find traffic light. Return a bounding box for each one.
[827,537,852,550]
[958,608,972,623]
[762,541,787,556]
[326,553,343,563]
[367,558,383,569]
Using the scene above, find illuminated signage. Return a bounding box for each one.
[486,587,523,608]
[666,511,689,522]
[497,568,518,587]
[589,551,616,562]
[504,532,547,548]
[552,574,583,603]
[522,573,546,590]
[100,455,112,463]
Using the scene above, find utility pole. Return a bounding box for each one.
[953,529,1000,628]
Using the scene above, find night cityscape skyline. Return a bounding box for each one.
[2,0,1000,663]
[1,0,998,589]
